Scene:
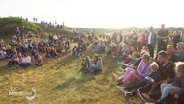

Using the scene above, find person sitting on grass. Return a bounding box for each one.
[51,47,58,58]
[116,62,160,97]
[35,55,43,66]
[116,53,151,85]
[81,56,93,73]
[31,49,39,61]
[154,62,184,104]
[6,54,19,68]
[88,55,103,74]
[81,58,86,71]
[166,45,177,63]
[77,44,83,56]
[6,48,13,58]
[21,53,31,68]
[17,55,22,65]
[138,51,175,103]
[174,42,184,62]
[71,45,78,56]
[45,47,52,58]
[114,50,149,81]
[0,49,6,60]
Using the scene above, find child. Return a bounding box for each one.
[155,62,184,104]
[6,54,18,68]
[116,62,160,97]
[51,47,58,58]
[35,55,43,66]
[17,55,22,65]
[31,49,39,61]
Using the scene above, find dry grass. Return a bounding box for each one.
[0,44,143,104]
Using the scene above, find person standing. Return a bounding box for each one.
[147,26,157,58]
[157,24,169,52]
[180,29,184,43]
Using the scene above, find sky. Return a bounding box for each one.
[0,0,184,28]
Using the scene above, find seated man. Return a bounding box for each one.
[138,51,175,103]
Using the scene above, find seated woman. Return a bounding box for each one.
[21,53,31,68]
[35,55,43,66]
[116,62,160,97]
[117,53,151,85]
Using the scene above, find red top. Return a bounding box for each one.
[36,57,43,63]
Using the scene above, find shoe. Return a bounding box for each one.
[124,91,132,97]
[116,86,127,92]
[130,90,137,96]
[155,99,166,104]
[117,81,124,85]
[137,89,146,101]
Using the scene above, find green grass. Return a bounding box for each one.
[0,45,143,104]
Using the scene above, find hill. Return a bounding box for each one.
[0,44,142,104]
[0,17,183,104]
[0,17,142,103]
[0,17,42,37]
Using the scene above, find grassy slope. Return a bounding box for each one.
[0,44,142,104]
[0,25,142,104]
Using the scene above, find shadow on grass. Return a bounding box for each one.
[55,77,76,89]
[55,71,95,90]
[101,55,119,78]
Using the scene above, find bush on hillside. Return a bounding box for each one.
[0,17,42,37]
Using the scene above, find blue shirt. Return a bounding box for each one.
[148,32,152,44]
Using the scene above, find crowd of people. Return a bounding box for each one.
[0,26,90,69]
[1,24,184,103]
[110,24,184,104]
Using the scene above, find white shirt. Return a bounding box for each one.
[53,35,58,40]
[22,56,31,63]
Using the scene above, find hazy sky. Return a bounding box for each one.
[0,0,184,28]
